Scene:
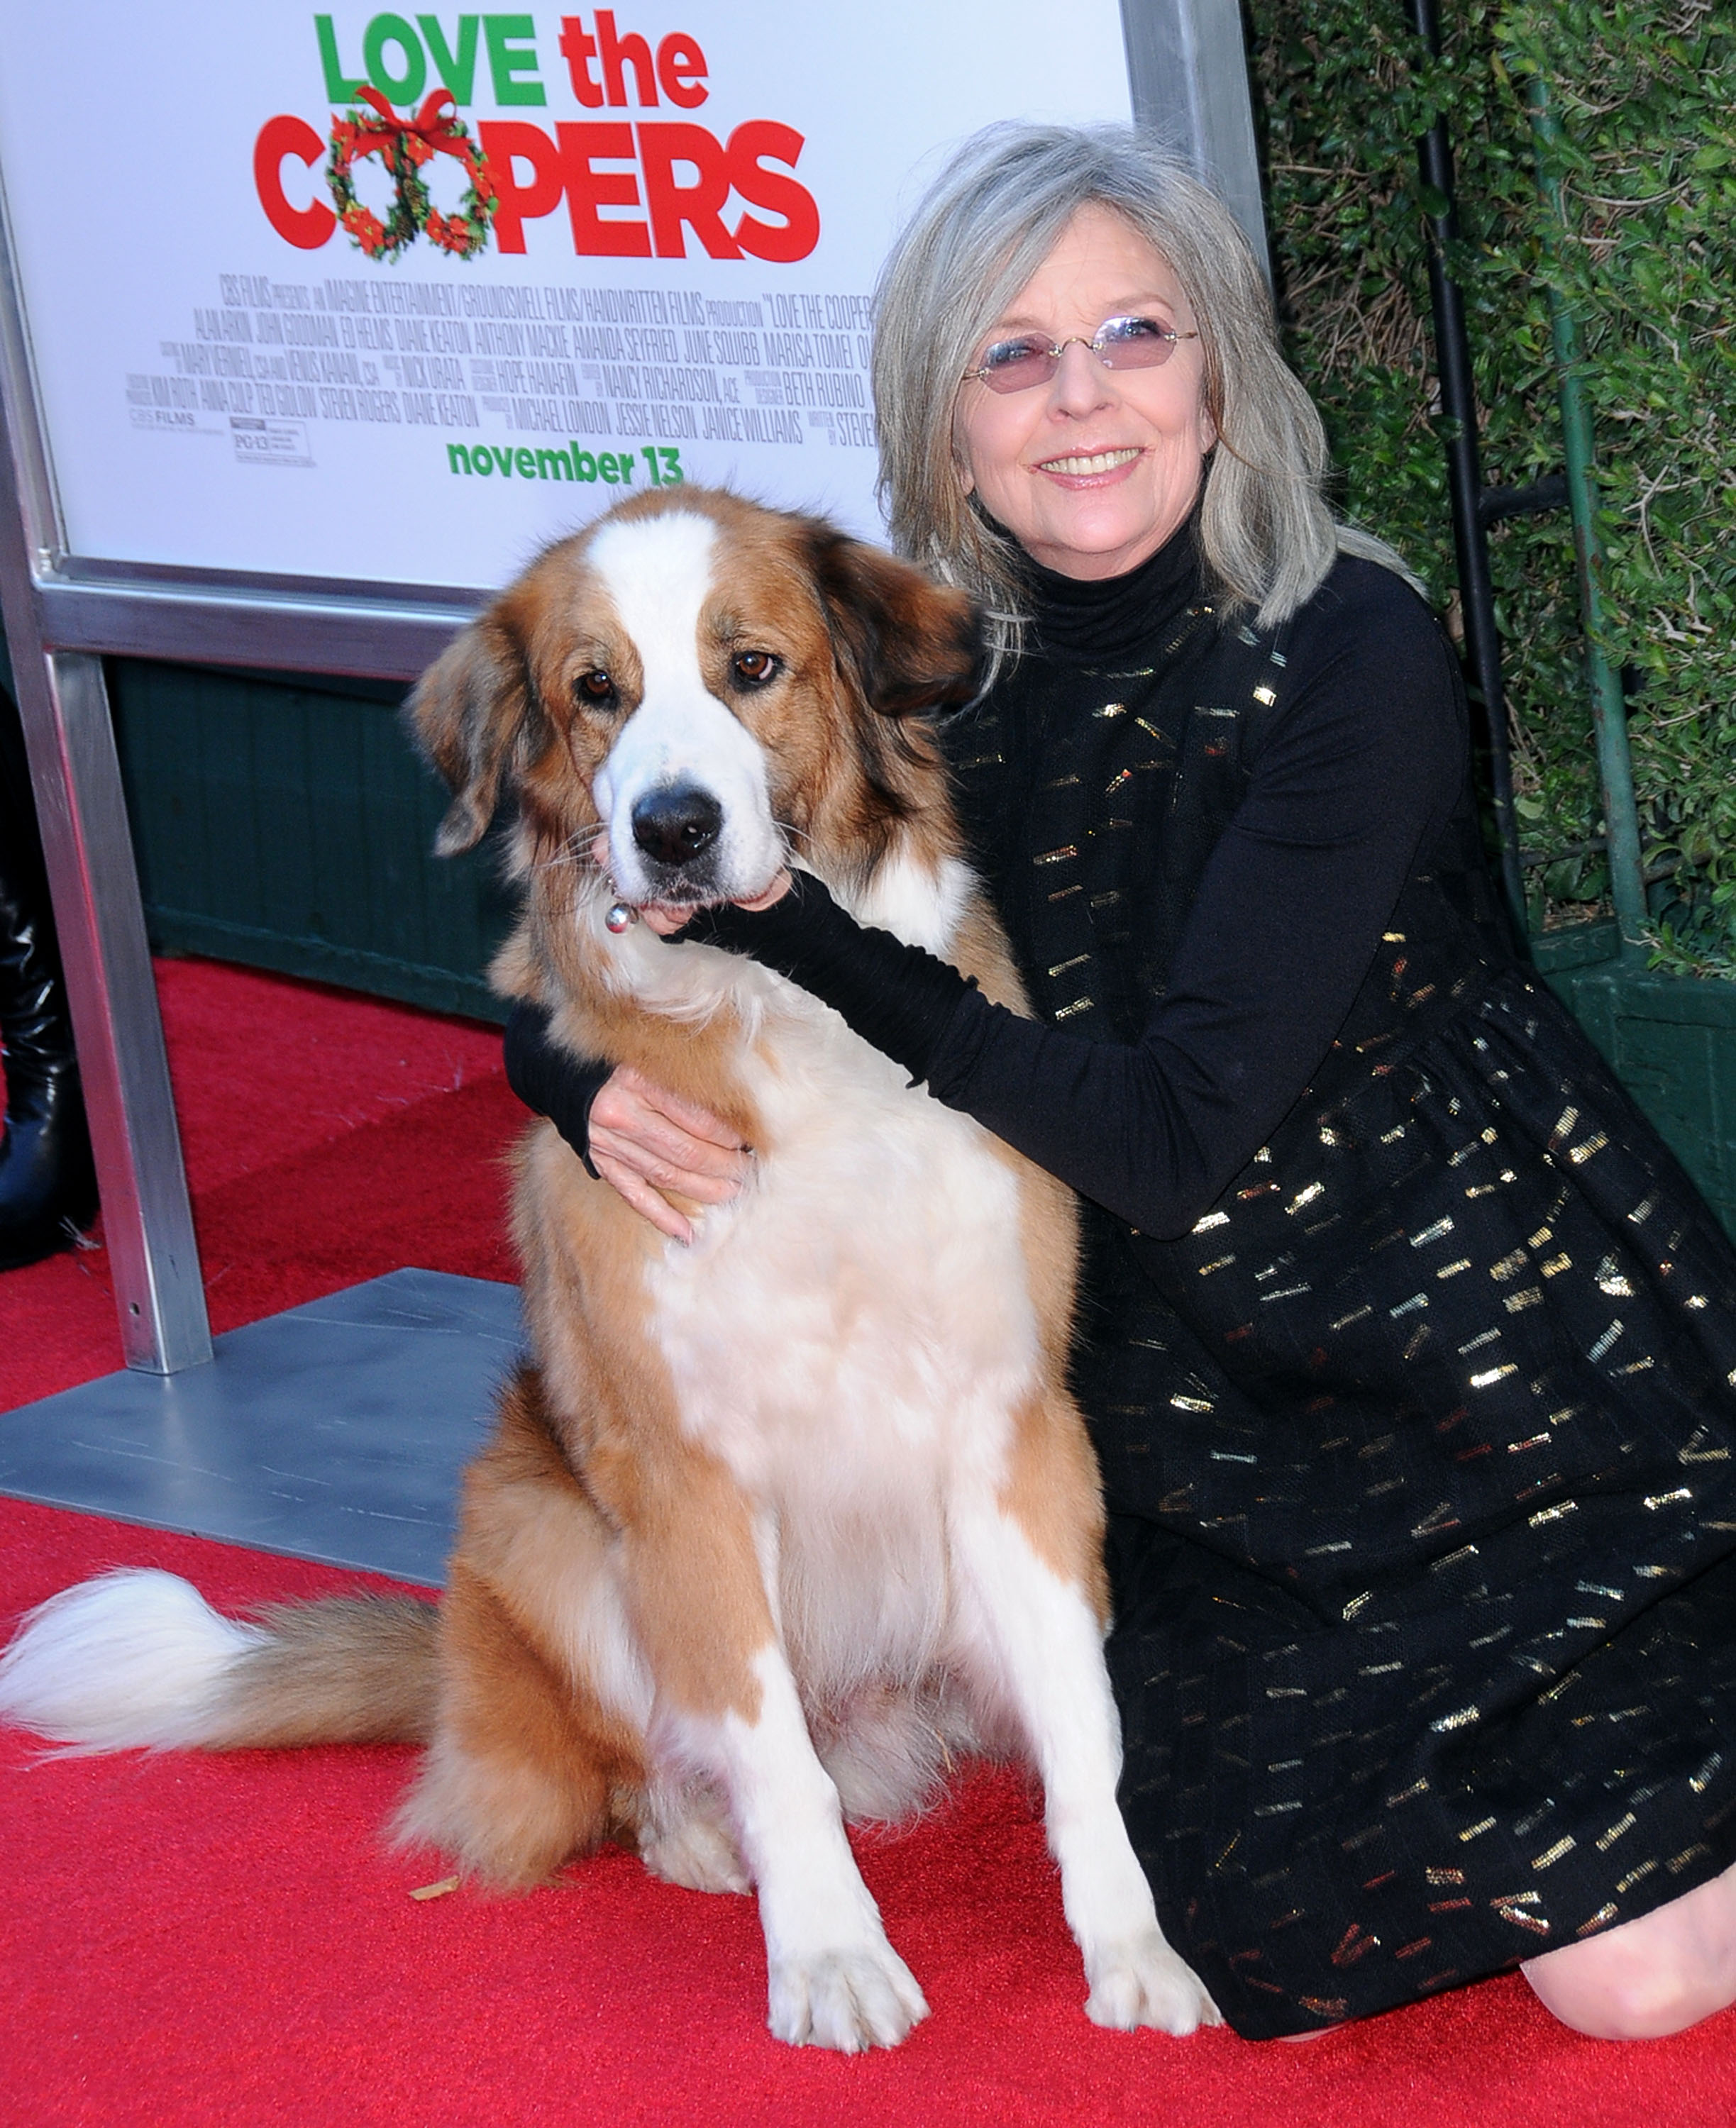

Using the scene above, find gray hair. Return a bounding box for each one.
[872,123,1410,663]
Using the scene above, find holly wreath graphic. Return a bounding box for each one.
[327,87,498,261]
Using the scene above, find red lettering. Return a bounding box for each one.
[557,16,604,106]
[656,33,707,107]
[458,113,819,263]
[478,121,566,252]
[597,9,657,105]
[637,122,739,259]
[729,121,819,265]
[557,122,652,257]
[254,115,336,250]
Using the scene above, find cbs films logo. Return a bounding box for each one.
[255,11,820,265]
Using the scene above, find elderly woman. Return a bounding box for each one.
[506,124,1736,2042]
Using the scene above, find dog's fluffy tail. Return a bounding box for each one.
[0,1568,437,1753]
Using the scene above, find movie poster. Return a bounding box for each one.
[0,6,1134,592]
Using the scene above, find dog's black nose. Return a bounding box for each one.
[631,785,724,868]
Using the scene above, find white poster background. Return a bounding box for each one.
[0,4,1133,594]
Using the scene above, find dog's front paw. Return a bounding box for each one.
[1084,1931,1222,2035]
[767,1940,930,2052]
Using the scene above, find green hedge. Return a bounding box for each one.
[1245,0,1736,970]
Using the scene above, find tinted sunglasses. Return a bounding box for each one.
[962,314,1200,395]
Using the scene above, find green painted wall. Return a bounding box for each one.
[109,658,515,1024]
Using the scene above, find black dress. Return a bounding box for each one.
[515,522,1736,2038]
[948,537,1736,2036]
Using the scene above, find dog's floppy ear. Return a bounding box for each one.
[809,531,983,717]
[406,613,541,855]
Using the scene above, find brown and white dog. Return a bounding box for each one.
[0,489,1216,2052]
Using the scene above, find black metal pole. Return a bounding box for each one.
[1408,0,1529,949]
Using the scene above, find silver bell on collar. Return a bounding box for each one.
[604,902,639,933]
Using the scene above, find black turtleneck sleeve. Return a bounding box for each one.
[502,1002,607,1176]
[680,558,1466,1240]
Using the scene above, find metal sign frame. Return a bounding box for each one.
[0,0,1266,1376]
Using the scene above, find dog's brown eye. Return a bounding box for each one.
[731,650,780,688]
[575,669,617,707]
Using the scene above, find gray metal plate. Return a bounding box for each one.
[0,1268,524,1586]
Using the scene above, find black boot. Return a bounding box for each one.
[0,687,98,1270]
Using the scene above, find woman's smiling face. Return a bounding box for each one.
[953,204,1215,581]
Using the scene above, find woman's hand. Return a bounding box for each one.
[587,1065,753,1244]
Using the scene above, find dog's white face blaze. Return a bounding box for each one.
[586,510,786,907]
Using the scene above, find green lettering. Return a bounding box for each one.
[619,453,634,483]
[416,14,480,102]
[484,14,545,104]
[514,447,536,477]
[656,446,683,484]
[575,450,598,482]
[599,452,619,483]
[316,15,366,101]
[535,448,572,480]
[490,446,514,475]
[471,447,492,475]
[364,13,426,101]
[447,443,472,473]
[640,446,660,485]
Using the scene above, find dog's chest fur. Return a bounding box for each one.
[560,868,1044,1708]
[658,963,1034,1452]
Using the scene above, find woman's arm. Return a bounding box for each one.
[680,572,1468,1241]
[502,1004,611,1175]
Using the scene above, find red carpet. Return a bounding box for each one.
[4,958,1736,2123]
[0,956,518,1412]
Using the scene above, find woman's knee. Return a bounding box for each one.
[1525,1943,1698,2039]
[1524,1902,1736,2039]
